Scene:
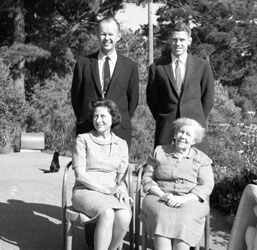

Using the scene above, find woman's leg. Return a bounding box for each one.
[108,209,131,250]
[173,239,190,250]
[154,235,172,250]
[94,208,115,250]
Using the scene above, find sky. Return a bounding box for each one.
[115,3,163,31]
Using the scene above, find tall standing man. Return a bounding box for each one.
[71,16,139,148]
[146,21,214,153]
[71,16,139,249]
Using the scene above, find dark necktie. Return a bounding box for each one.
[103,56,110,95]
[175,59,182,95]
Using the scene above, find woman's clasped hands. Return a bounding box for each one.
[160,193,188,208]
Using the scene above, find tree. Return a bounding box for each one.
[152,0,257,114]
[0,0,124,98]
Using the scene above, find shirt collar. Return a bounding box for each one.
[89,130,119,145]
[165,143,195,159]
[98,50,117,63]
[171,52,188,65]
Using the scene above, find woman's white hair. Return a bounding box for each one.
[172,118,206,144]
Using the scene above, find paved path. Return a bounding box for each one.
[0,152,231,250]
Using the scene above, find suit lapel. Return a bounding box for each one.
[181,54,194,99]
[105,54,122,97]
[163,55,179,98]
[110,54,122,84]
[90,52,102,95]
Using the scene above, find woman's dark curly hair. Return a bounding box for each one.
[88,99,121,129]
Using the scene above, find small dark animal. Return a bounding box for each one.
[50,151,60,172]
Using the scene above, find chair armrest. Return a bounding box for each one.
[62,161,72,210]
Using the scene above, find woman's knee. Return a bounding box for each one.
[115,210,131,229]
[99,208,115,221]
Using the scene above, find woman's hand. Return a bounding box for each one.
[165,193,199,207]
[166,195,187,207]
[115,187,134,206]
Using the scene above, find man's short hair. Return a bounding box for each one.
[98,16,121,33]
[172,21,191,37]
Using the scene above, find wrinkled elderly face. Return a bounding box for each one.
[170,31,192,57]
[175,125,196,150]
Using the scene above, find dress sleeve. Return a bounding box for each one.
[191,155,214,202]
[117,140,129,174]
[72,134,87,169]
[142,152,159,193]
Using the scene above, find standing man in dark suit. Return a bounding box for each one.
[71,16,139,148]
[71,16,139,249]
[146,21,214,153]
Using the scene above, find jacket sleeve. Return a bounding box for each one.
[201,61,214,119]
[71,58,84,119]
[127,62,139,118]
[146,63,159,120]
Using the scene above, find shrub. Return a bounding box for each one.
[207,81,257,215]
[27,74,75,155]
[0,59,28,152]
[209,123,257,215]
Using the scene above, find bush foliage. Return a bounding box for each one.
[26,74,76,155]
[0,59,28,152]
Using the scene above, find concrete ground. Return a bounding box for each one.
[0,152,232,250]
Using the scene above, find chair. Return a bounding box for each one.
[61,160,135,250]
[135,162,210,250]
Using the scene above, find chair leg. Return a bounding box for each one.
[66,218,73,250]
[62,220,67,250]
[129,212,134,250]
[135,213,140,250]
[142,222,148,250]
[204,214,210,250]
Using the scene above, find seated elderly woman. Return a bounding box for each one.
[72,99,132,250]
[140,118,214,250]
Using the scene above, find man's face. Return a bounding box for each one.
[170,31,192,58]
[97,20,121,55]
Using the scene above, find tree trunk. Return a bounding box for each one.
[148,0,154,66]
[13,0,25,96]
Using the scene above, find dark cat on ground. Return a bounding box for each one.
[50,151,60,172]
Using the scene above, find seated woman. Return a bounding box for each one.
[72,99,132,250]
[141,118,214,250]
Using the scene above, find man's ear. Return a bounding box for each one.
[188,36,192,46]
[117,32,121,42]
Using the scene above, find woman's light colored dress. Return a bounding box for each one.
[141,144,214,246]
[72,131,131,218]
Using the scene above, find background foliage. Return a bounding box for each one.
[1,0,257,216]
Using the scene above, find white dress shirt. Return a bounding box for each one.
[98,50,117,96]
[171,53,188,83]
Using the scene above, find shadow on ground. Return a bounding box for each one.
[209,208,231,249]
[0,199,62,250]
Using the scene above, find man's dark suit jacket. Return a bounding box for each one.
[146,54,214,153]
[71,51,139,147]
